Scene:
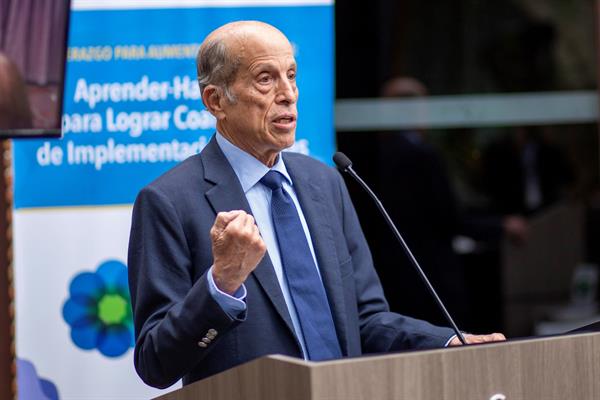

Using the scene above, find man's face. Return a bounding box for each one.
[218,30,298,164]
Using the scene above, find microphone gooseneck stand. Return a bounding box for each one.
[333,152,467,345]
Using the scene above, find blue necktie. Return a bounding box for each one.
[261,170,342,361]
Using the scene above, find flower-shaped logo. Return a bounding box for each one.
[62,260,134,358]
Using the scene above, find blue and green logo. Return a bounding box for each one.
[62,260,134,357]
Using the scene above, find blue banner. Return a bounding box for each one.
[13,5,334,208]
[14,3,334,399]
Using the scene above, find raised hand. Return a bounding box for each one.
[210,210,267,294]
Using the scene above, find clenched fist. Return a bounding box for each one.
[210,210,267,295]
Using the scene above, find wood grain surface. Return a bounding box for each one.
[157,332,600,400]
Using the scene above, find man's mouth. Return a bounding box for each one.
[273,114,296,124]
[272,114,297,130]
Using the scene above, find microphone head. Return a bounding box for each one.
[333,152,352,171]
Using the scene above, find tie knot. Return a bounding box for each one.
[260,170,285,191]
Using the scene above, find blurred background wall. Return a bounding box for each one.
[336,0,600,337]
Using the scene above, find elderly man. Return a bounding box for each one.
[128,21,504,389]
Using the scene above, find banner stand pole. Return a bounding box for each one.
[0,140,15,400]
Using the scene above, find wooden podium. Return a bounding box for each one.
[156,332,600,400]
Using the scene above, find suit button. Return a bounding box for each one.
[198,341,207,348]
[206,333,215,340]
[202,337,211,344]
[208,329,218,336]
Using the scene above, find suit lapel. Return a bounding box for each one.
[284,154,349,356]
[201,137,298,343]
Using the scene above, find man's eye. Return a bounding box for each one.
[288,71,296,80]
[258,74,272,84]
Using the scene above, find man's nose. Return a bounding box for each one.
[276,78,297,104]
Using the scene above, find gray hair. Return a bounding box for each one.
[196,38,239,103]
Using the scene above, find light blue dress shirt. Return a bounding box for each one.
[207,132,322,358]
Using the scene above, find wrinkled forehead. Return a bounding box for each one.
[228,29,295,65]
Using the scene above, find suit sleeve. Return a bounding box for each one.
[128,185,245,389]
[333,170,455,352]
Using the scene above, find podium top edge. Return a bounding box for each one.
[265,331,600,368]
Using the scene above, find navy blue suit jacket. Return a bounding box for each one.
[128,136,454,388]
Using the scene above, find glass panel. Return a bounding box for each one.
[336,0,600,337]
[336,0,596,97]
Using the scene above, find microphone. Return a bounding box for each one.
[333,151,467,345]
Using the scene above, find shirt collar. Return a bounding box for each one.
[215,131,292,193]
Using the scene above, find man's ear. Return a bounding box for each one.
[202,85,226,120]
